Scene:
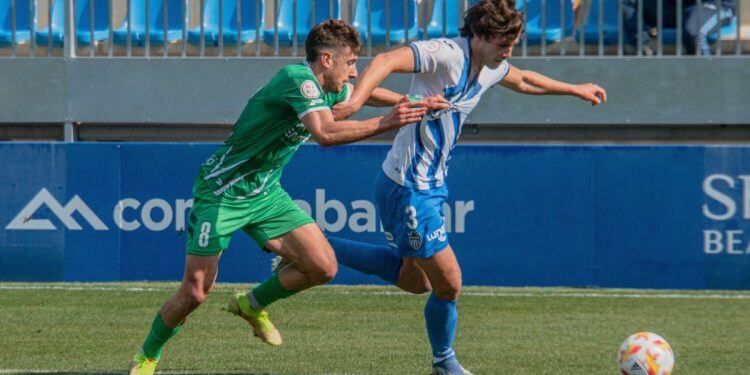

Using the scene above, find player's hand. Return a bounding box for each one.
[574,83,607,106]
[332,100,360,121]
[423,95,451,112]
[381,96,427,128]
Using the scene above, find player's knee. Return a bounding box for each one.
[434,283,461,301]
[182,288,209,309]
[309,262,337,285]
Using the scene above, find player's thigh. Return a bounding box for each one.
[414,245,462,298]
[397,257,432,293]
[186,197,252,256]
[275,223,336,275]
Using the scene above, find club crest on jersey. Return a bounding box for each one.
[408,231,422,250]
[424,41,442,54]
[300,80,321,99]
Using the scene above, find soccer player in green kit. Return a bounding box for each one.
[129,20,448,374]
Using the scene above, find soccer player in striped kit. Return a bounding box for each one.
[326,1,607,373]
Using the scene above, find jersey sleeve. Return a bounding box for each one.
[280,70,331,119]
[409,39,462,74]
[495,61,511,84]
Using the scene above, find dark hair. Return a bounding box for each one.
[459,0,524,44]
[305,19,363,62]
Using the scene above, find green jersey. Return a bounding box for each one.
[193,62,350,201]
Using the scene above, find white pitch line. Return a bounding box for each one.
[334,290,750,300]
[1,284,749,300]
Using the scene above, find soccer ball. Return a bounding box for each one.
[617,332,674,375]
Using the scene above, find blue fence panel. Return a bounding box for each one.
[1,143,749,290]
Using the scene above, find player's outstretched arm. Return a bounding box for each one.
[346,47,417,114]
[302,97,426,147]
[334,88,450,120]
[500,65,607,105]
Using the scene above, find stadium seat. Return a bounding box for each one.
[351,0,420,45]
[187,0,264,46]
[263,0,341,46]
[577,0,619,44]
[422,0,460,38]
[0,0,35,45]
[113,0,186,47]
[518,0,574,44]
[35,0,110,47]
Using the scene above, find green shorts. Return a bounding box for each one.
[186,185,314,256]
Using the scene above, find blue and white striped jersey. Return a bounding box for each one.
[382,37,510,190]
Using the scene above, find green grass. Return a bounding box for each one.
[0,283,748,374]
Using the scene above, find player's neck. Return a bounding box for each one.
[469,54,483,81]
[469,39,483,80]
[306,61,328,92]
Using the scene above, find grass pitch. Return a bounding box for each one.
[0,282,748,374]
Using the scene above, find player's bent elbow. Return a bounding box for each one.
[312,133,336,147]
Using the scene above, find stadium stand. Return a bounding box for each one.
[577,0,619,44]
[351,0,420,45]
[263,0,341,46]
[35,0,109,46]
[423,0,460,38]
[0,0,34,45]
[520,0,575,43]
[113,0,186,47]
[0,0,748,142]
[187,0,264,46]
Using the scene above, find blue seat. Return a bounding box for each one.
[0,0,35,45]
[188,0,264,46]
[35,0,110,46]
[263,0,340,46]
[422,0,459,38]
[113,0,185,46]
[577,0,619,44]
[518,0,574,44]
[661,15,738,45]
[351,0,420,45]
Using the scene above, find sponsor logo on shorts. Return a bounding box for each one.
[384,231,397,248]
[300,80,321,99]
[426,225,447,242]
[309,98,324,106]
[408,231,422,250]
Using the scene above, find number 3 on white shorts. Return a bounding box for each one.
[198,222,212,247]
[405,206,418,229]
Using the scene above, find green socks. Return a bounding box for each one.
[250,272,298,308]
[141,313,183,360]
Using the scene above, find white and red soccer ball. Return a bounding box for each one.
[617,332,674,375]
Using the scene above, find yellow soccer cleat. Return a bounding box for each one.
[128,351,158,375]
[227,292,283,346]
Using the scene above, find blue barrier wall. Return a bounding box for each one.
[1,143,749,289]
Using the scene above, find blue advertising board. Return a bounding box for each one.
[1,143,748,289]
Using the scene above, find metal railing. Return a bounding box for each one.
[0,0,747,57]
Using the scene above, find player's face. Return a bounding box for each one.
[323,47,358,93]
[478,34,519,69]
